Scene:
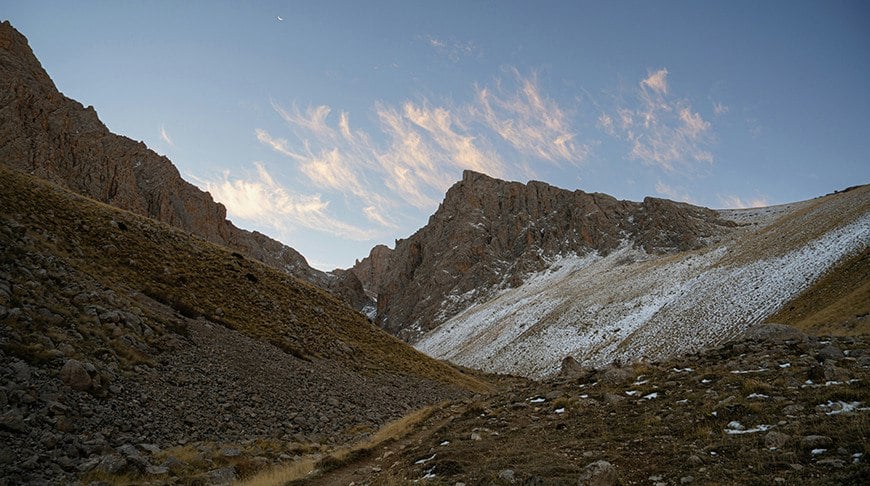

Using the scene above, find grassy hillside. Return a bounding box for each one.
[0,163,484,391]
[769,247,869,335]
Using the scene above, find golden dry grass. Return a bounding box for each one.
[238,405,437,485]
[769,247,870,335]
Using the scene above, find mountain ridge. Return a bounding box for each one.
[0,20,371,311]
[416,184,869,378]
[355,169,738,340]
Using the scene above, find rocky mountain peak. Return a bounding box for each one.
[366,170,737,340]
[0,21,369,310]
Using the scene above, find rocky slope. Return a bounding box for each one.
[358,170,737,340]
[0,164,485,484]
[0,20,370,311]
[418,185,869,378]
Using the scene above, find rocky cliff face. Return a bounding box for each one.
[351,244,394,299]
[0,21,369,310]
[371,170,737,340]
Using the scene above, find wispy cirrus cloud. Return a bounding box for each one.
[255,128,299,158]
[718,194,769,209]
[601,68,714,171]
[257,115,395,227]
[252,70,583,236]
[202,162,375,240]
[160,125,174,146]
[373,101,507,209]
[641,68,669,94]
[421,34,479,62]
[475,69,588,164]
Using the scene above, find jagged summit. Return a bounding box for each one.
[0,20,370,310]
[354,169,737,340]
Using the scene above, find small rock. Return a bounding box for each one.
[782,404,804,415]
[146,465,169,475]
[680,476,694,484]
[0,410,27,434]
[822,363,851,382]
[117,444,139,458]
[596,367,635,385]
[738,323,807,343]
[559,356,592,380]
[498,468,516,483]
[765,431,791,449]
[802,435,833,449]
[222,447,242,457]
[818,345,844,362]
[578,460,617,486]
[10,361,32,382]
[138,443,161,454]
[686,455,703,466]
[76,456,102,473]
[470,432,482,441]
[97,454,127,474]
[816,458,845,468]
[603,393,626,405]
[207,466,237,485]
[60,359,92,391]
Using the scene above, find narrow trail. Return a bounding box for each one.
[303,402,468,485]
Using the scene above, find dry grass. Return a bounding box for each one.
[237,456,320,486]
[238,405,438,485]
[0,163,489,392]
[769,247,870,335]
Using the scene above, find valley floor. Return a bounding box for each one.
[296,328,869,485]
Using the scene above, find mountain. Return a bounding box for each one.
[355,170,739,340]
[0,20,371,312]
[0,163,485,484]
[356,172,869,378]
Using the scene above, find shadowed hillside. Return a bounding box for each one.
[0,20,370,311]
[0,164,485,484]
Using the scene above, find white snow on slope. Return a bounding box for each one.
[415,192,870,379]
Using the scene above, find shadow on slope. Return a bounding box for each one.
[0,164,486,484]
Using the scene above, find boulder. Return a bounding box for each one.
[59,359,92,391]
[577,460,618,486]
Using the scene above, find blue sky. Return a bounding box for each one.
[4,1,869,269]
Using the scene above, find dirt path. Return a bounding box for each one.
[303,402,468,485]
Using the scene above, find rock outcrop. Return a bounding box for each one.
[369,170,737,340]
[0,20,370,310]
[351,244,394,299]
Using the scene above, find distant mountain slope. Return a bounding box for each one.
[0,20,370,311]
[416,186,869,378]
[357,170,737,340]
[0,164,485,483]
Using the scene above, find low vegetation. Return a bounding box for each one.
[770,247,869,335]
[0,163,487,391]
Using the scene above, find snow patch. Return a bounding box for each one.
[414,204,870,379]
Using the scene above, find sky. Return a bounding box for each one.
[3,1,869,270]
